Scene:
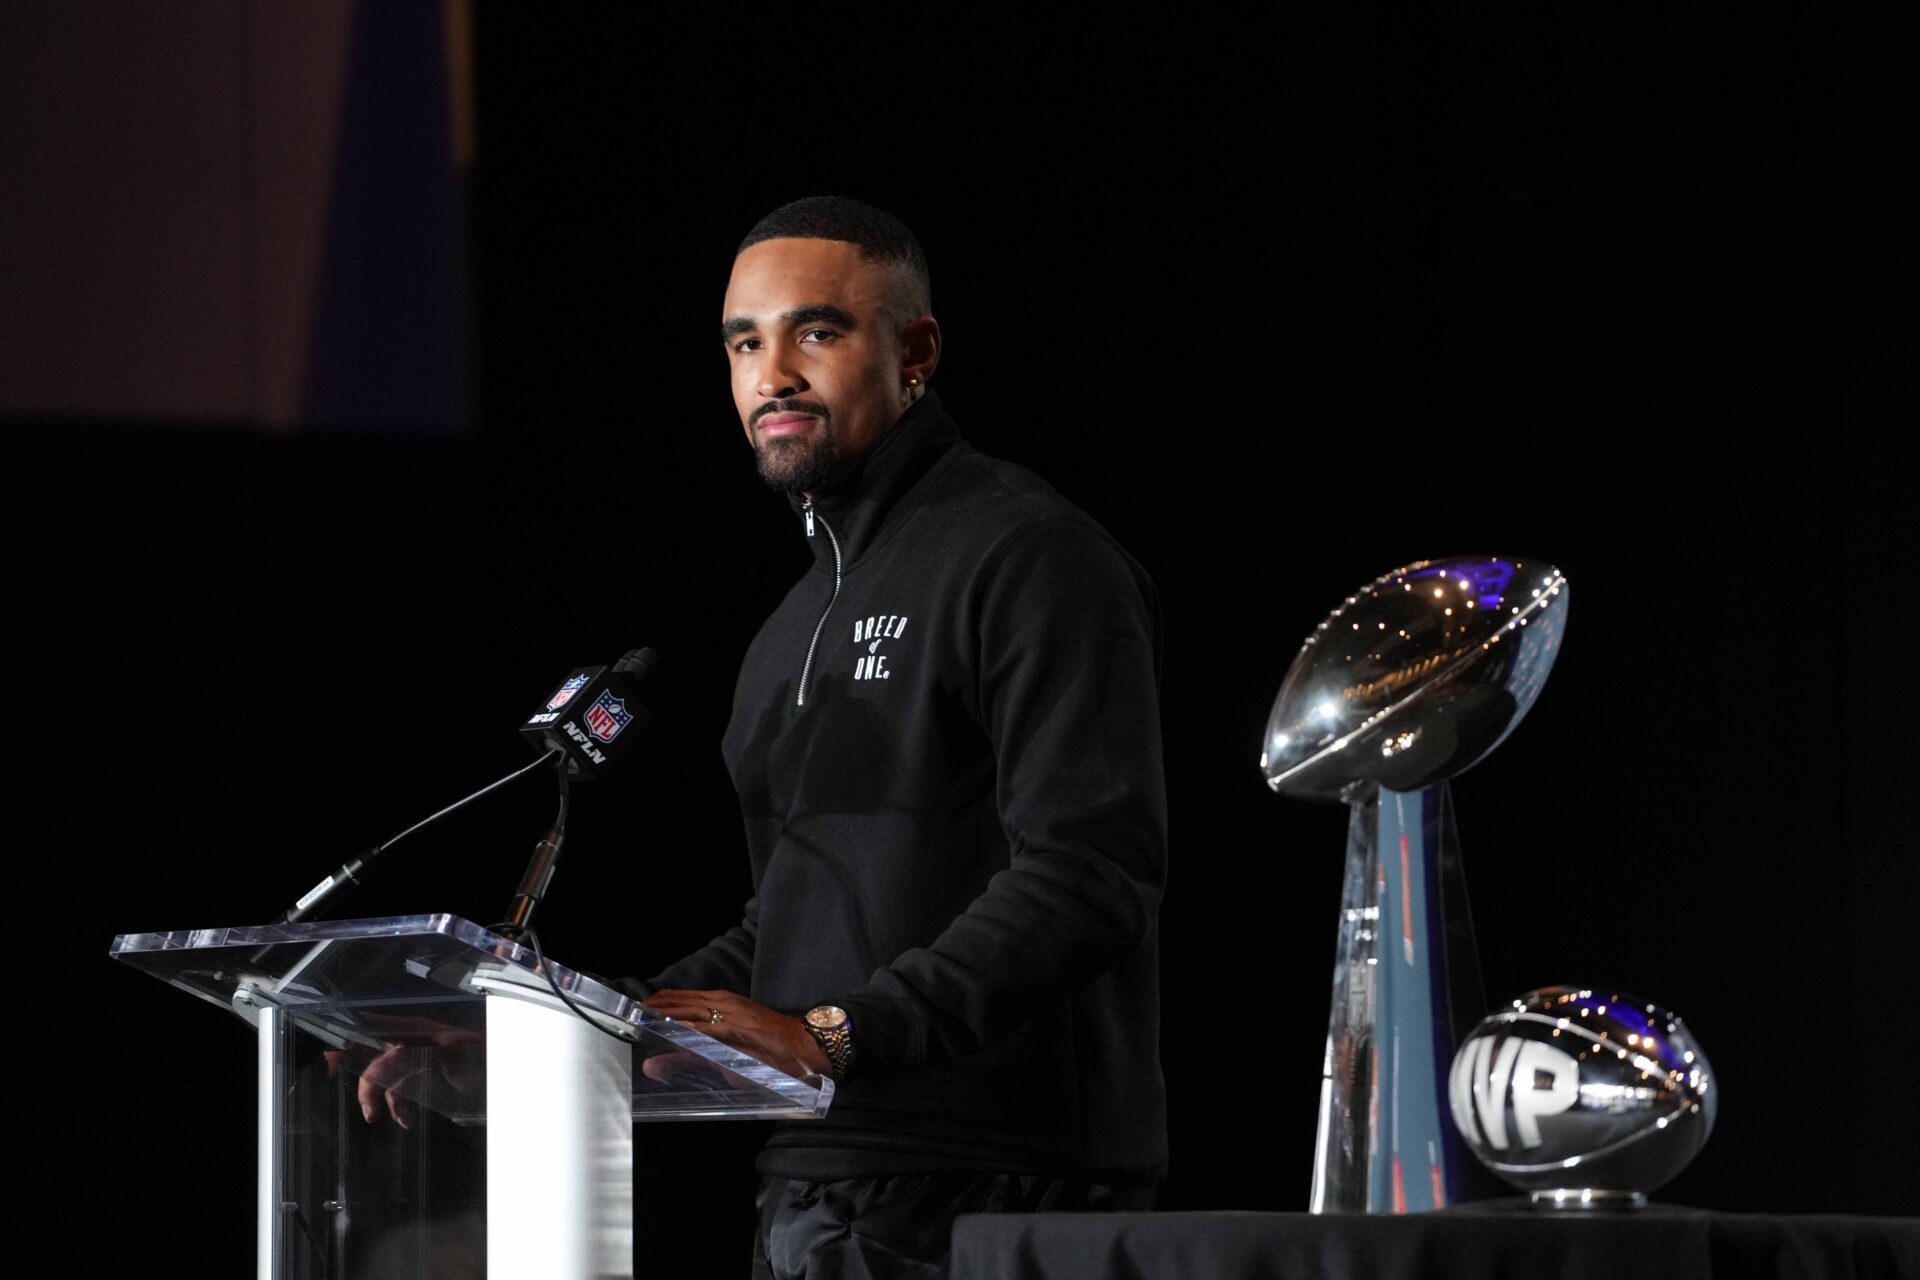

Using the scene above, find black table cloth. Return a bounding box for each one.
[951,1203,1919,1280]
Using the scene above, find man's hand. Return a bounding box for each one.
[641,988,833,1080]
[322,1016,484,1128]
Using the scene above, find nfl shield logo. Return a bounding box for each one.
[585,690,633,743]
[547,674,590,710]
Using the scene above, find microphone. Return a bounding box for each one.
[268,648,662,929]
[495,648,663,938]
[518,646,661,780]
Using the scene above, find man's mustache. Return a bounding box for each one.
[751,399,832,427]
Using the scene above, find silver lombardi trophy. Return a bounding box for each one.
[1261,556,1570,1212]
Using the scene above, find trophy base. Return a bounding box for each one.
[1529,1188,1648,1212]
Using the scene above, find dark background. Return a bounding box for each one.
[7,4,1913,1271]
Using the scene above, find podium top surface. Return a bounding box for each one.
[110,913,832,1121]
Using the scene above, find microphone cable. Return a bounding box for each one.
[273,747,563,926]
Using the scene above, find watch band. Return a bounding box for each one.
[804,1005,854,1081]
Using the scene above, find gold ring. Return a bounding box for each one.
[708,1007,724,1025]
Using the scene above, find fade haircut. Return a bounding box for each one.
[738,196,933,325]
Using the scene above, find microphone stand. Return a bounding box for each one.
[493,645,658,939]
[493,751,571,940]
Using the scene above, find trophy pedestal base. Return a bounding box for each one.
[1310,784,1491,1213]
[1530,1188,1648,1212]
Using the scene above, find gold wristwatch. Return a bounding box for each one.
[803,1005,854,1081]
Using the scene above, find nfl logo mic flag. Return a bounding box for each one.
[546,673,590,710]
[519,664,652,778]
[585,690,632,743]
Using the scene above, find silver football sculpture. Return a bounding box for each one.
[1449,986,1717,1209]
[1262,556,1569,801]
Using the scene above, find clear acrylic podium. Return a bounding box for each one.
[110,914,833,1279]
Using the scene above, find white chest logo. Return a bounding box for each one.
[853,614,909,681]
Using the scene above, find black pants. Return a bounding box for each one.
[752,1171,1157,1280]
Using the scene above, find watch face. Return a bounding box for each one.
[806,1005,848,1031]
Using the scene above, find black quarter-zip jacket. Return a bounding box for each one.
[641,389,1168,1179]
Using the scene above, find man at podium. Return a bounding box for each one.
[620,196,1169,1279]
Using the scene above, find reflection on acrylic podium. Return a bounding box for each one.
[112,914,832,1279]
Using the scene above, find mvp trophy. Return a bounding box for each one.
[1261,556,1569,1213]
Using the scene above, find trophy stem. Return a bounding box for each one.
[1310,783,1489,1212]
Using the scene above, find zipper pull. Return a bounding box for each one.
[802,498,815,536]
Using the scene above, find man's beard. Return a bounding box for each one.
[753,414,839,492]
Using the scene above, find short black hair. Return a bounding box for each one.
[738,195,932,321]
